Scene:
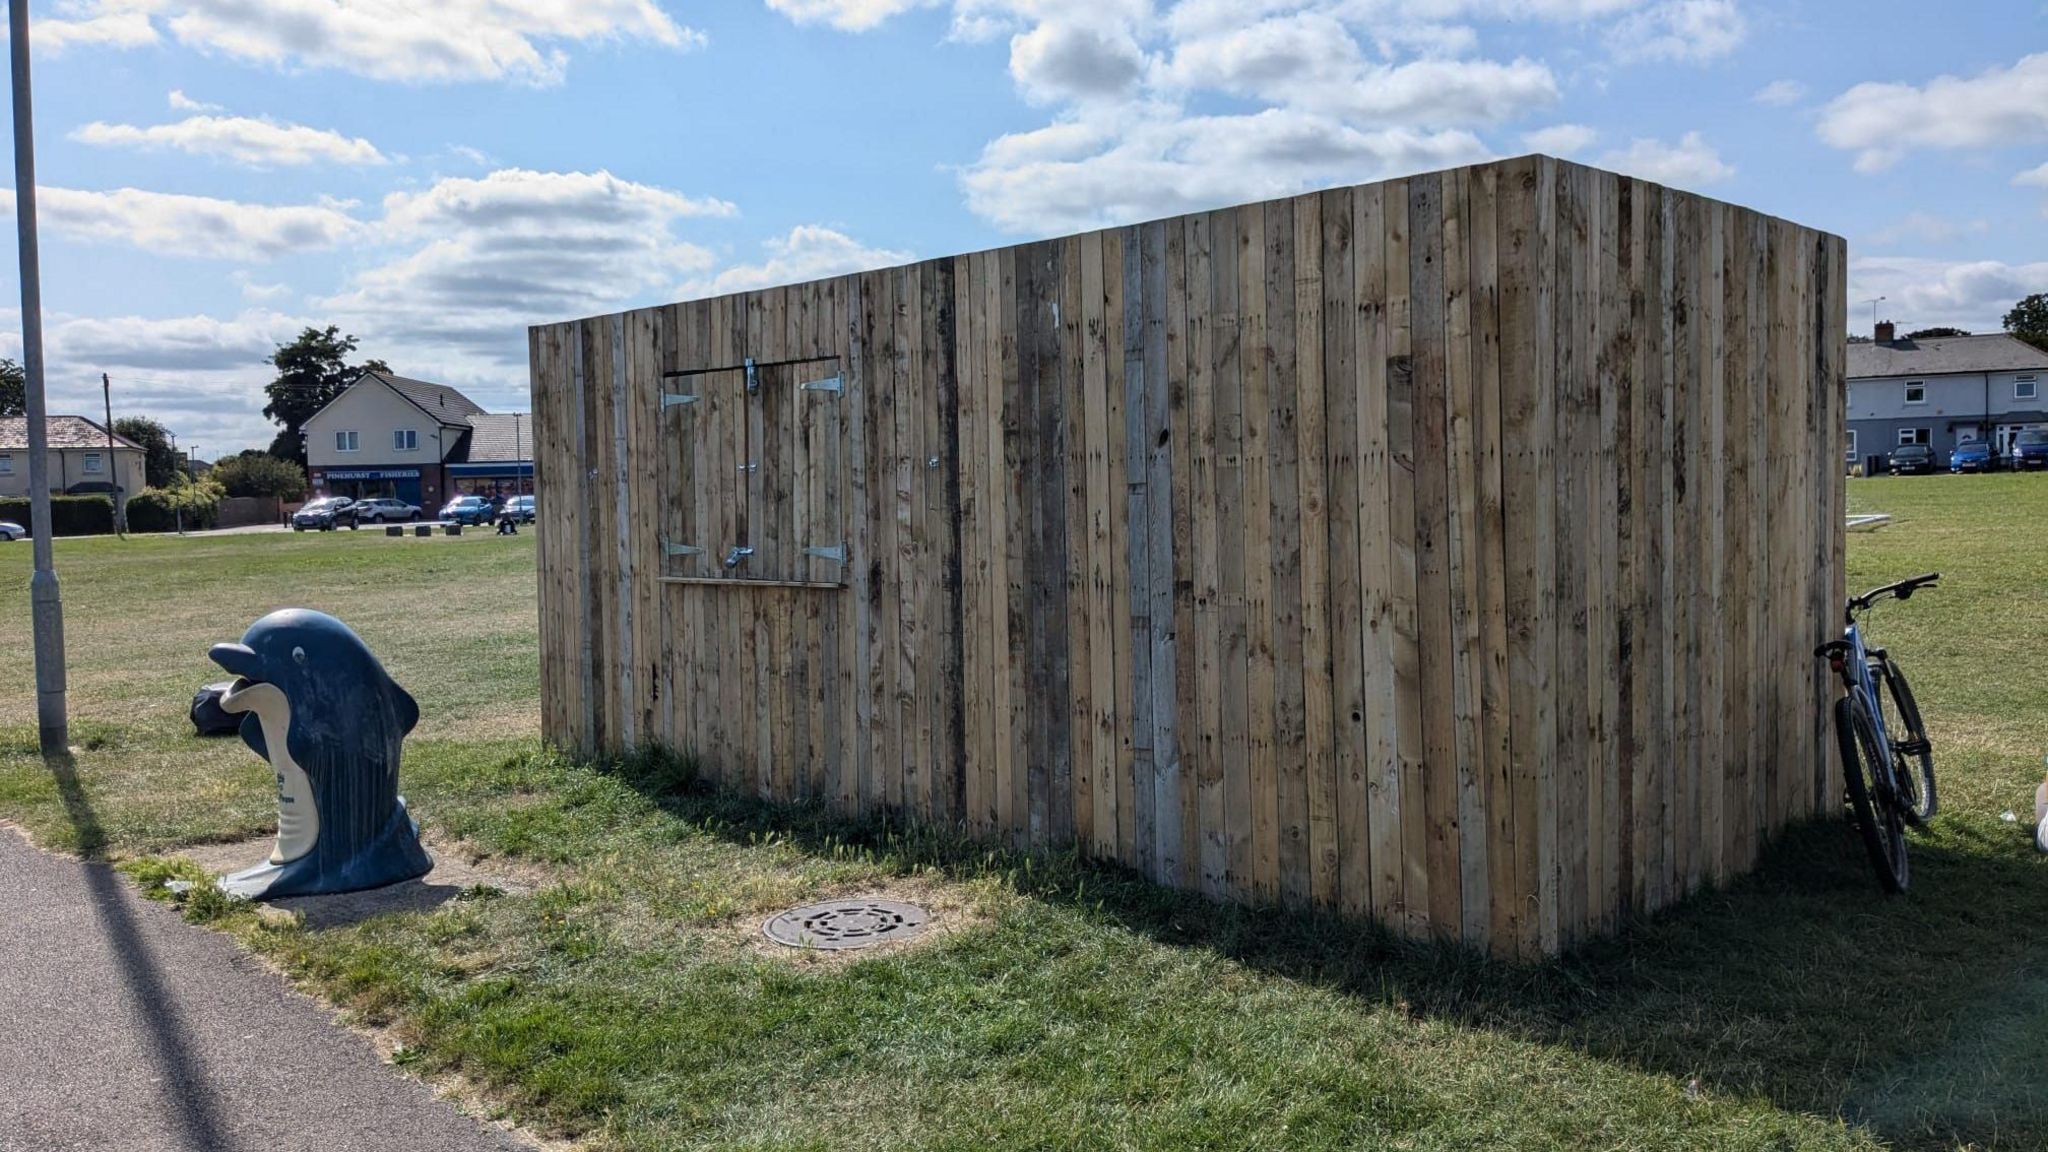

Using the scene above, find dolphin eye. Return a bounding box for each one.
[292,646,307,666]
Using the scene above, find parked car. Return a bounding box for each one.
[0,520,23,541]
[2011,430,2048,471]
[1888,443,1936,476]
[1949,440,1999,473]
[353,497,423,523]
[439,495,495,525]
[291,496,359,531]
[500,495,535,524]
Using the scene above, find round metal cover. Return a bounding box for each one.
[762,897,930,950]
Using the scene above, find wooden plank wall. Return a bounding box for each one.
[530,156,1847,958]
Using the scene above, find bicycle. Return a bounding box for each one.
[1815,572,1940,892]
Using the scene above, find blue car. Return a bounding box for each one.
[439,495,495,525]
[2012,430,2048,471]
[1949,440,1998,473]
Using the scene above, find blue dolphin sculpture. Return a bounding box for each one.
[208,609,432,898]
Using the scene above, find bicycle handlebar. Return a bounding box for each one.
[1846,572,1940,621]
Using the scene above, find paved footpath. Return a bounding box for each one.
[0,828,528,1152]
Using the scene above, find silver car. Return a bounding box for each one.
[352,497,423,523]
[0,520,23,541]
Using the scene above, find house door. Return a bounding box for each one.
[657,356,846,585]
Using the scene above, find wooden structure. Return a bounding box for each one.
[530,156,1846,958]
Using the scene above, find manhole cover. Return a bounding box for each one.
[762,898,930,950]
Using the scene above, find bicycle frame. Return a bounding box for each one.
[1817,572,1939,808]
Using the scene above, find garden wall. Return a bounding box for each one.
[530,155,1847,958]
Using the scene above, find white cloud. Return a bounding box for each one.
[1157,15,1558,123]
[1597,131,1734,187]
[167,89,222,112]
[1849,255,2048,333]
[40,1,704,84]
[1523,123,1597,156]
[320,169,735,363]
[2017,160,2048,214]
[0,185,363,261]
[1606,0,1745,64]
[31,0,156,52]
[1010,21,1148,103]
[1820,53,2048,172]
[1865,212,1991,247]
[684,225,913,297]
[1752,79,1804,106]
[72,113,389,167]
[766,0,934,32]
[962,105,1489,233]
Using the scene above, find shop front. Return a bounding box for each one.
[448,461,533,500]
[314,466,429,505]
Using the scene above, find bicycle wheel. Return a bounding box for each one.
[1875,657,1937,824]
[1835,695,1909,893]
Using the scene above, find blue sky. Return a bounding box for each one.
[1,0,2045,454]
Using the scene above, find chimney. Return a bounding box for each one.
[1875,320,1896,345]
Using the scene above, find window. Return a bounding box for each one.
[1903,381,1926,405]
[335,430,359,452]
[394,428,418,452]
[82,452,103,474]
[2019,375,2039,401]
[0,454,12,475]
[1898,428,1930,446]
[1845,429,1858,462]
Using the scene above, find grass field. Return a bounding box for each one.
[2,482,2045,1151]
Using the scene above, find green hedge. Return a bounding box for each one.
[0,494,114,536]
[126,482,222,533]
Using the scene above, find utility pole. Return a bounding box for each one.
[10,0,67,756]
[102,372,124,536]
[169,431,182,535]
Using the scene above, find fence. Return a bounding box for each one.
[530,155,1847,958]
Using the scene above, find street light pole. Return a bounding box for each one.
[10,0,67,757]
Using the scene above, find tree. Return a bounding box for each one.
[113,416,180,488]
[2005,294,2048,354]
[1907,326,1971,339]
[0,358,22,418]
[263,326,389,466]
[212,452,307,500]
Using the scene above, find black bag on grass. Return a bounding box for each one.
[190,681,241,736]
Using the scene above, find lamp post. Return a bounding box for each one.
[10,0,68,756]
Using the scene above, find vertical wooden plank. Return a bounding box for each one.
[1593,170,1624,930]
[1700,202,1727,883]
[1061,236,1091,847]
[1408,175,1459,942]
[1355,184,1401,924]
[1319,188,1361,915]
[1550,165,1590,944]
[956,255,987,832]
[1213,210,1253,899]
[999,245,1028,843]
[1105,228,1137,867]
[1083,231,1118,859]
[1469,165,1515,950]
[1498,157,1553,957]
[1153,219,1186,885]
[1670,195,1700,895]
[1186,214,1227,897]
[1241,201,1278,903]
[1441,168,1490,948]
[1384,178,1430,938]
[1266,196,1308,908]
[1122,226,1156,872]
[1627,180,1657,914]
[1169,217,1200,887]
[1293,193,1337,910]
[1018,245,1051,844]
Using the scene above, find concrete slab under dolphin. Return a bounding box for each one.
[209,609,432,898]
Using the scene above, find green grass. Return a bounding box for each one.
[3,489,2047,1149]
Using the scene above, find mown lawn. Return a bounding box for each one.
[2,484,2045,1151]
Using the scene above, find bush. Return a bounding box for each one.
[212,452,307,500]
[126,478,224,533]
[0,494,114,536]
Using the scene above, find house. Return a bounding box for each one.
[0,415,147,514]
[1846,321,2048,468]
[302,370,486,507]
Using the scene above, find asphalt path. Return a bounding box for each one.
[0,823,527,1152]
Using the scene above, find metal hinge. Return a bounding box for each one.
[660,392,698,410]
[802,544,847,564]
[799,373,843,394]
[661,540,703,558]
[744,357,759,395]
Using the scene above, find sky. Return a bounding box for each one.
[0,0,2045,456]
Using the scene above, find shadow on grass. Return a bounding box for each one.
[42,753,239,1151]
[595,749,2048,1152]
